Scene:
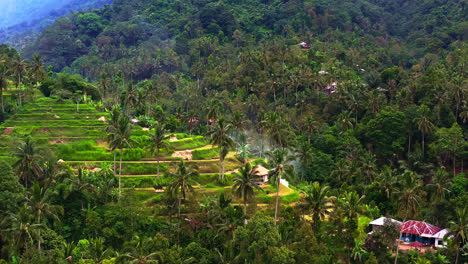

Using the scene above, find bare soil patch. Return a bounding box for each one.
[172,150,192,160]
[3,127,13,135]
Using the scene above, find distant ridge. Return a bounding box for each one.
[0,0,114,46]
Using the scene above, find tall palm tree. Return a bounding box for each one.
[264,111,293,148]
[63,167,94,209]
[1,205,40,256]
[331,159,351,183]
[12,56,27,106]
[397,171,424,220]
[337,191,366,263]
[376,166,397,199]
[444,207,467,264]
[146,121,170,180]
[26,182,63,251]
[394,172,424,264]
[105,105,122,174]
[0,59,10,112]
[360,152,377,184]
[209,118,234,180]
[414,105,434,156]
[428,169,451,203]
[232,163,262,215]
[14,137,42,189]
[337,191,366,223]
[266,148,294,225]
[107,115,137,201]
[302,115,319,144]
[30,54,44,99]
[294,140,314,181]
[230,111,247,141]
[300,182,334,233]
[167,161,198,244]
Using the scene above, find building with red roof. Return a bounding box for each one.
[400,220,442,245]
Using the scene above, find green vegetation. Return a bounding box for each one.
[0,0,467,263]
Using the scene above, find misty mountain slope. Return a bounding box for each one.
[0,0,113,45]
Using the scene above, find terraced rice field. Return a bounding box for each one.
[0,97,300,207]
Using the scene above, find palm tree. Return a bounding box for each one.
[264,111,293,148]
[86,237,115,263]
[336,110,354,132]
[230,111,247,141]
[294,140,314,181]
[428,169,451,203]
[337,191,366,223]
[105,105,122,174]
[414,105,434,156]
[206,98,222,125]
[107,114,137,201]
[444,207,467,264]
[337,191,366,263]
[209,118,234,180]
[0,60,10,112]
[376,166,397,199]
[167,161,198,244]
[1,204,41,256]
[266,148,294,224]
[397,171,424,220]
[26,182,63,251]
[302,115,319,144]
[30,54,44,99]
[360,152,377,183]
[117,236,159,264]
[331,159,351,184]
[14,137,42,189]
[394,172,424,264]
[300,182,334,233]
[63,167,94,209]
[146,121,170,180]
[12,56,27,106]
[236,133,250,163]
[232,163,263,215]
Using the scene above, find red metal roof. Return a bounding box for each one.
[400,220,441,236]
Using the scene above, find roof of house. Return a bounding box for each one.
[255,165,270,176]
[369,217,401,226]
[400,220,441,236]
[432,228,450,239]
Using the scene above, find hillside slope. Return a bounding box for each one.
[0,0,113,47]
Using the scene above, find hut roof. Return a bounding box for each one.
[255,165,270,176]
[400,221,441,236]
[369,217,401,226]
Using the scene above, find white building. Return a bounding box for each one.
[368,217,401,235]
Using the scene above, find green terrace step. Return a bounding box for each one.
[64,158,239,175]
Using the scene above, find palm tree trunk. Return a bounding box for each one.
[18,75,22,106]
[1,88,4,112]
[177,193,182,245]
[244,195,247,216]
[422,133,425,157]
[219,148,222,180]
[118,149,123,202]
[38,214,41,251]
[35,76,38,100]
[113,150,117,174]
[455,247,459,264]
[222,157,225,180]
[157,152,160,181]
[394,218,406,264]
[408,135,411,156]
[274,175,280,225]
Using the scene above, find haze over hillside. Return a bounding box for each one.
[0,0,113,45]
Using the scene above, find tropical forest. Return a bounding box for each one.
[0,0,467,263]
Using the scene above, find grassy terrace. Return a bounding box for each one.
[0,97,300,208]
